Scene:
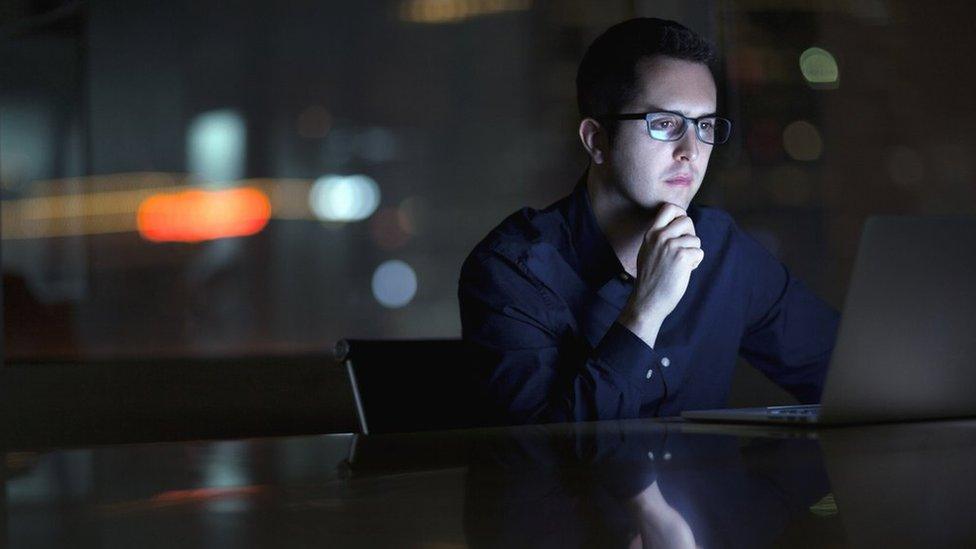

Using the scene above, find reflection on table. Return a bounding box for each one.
[4,418,976,548]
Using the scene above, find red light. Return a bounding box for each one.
[137,187,271,243]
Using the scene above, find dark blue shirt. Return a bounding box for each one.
[458,178,839,424]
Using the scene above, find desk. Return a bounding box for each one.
[4,418,976,548]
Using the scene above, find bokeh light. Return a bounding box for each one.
[399,0,531,24]
[782,120,823,161]
[187,109,246,183]
[308,174,381,222]
[137,187,271,243]
[799,47,839,89]
[0,101,53,187]
[371,259,417,308]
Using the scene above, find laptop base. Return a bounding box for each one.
[681,404,821,425]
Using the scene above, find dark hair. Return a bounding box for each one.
[576,18,716,120]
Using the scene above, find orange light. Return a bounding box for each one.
[152,486,265,503]
[137,187,271,243]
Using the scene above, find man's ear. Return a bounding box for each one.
[578,118,607,165]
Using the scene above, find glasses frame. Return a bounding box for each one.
[601,111,733,145]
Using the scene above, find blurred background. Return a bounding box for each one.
[2,0,975,420]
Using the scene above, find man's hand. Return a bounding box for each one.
[627,481,699,549]
[618,203,704,348]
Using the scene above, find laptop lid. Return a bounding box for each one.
[819,215,976,423]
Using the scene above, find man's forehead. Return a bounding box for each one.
[634,103,716,117]
[630,56,717,115]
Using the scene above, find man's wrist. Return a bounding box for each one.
[617,308,664,349]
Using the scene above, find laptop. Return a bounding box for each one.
[682,215,976,425]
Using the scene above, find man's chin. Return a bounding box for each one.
[659,186,697,211]
[616,183,693,214]
[641,197,692,214]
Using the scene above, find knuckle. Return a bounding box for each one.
[660,204,685,221]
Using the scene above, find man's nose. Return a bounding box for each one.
[673,127,699,162]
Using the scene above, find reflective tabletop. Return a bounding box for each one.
[4,418,976,548]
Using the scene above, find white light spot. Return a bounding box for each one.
[371,259,417,308]
[308,174,381,222]
[187,109,246,183]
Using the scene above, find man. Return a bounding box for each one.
[458,18,838,424]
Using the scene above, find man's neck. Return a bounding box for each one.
[585,168,658,278]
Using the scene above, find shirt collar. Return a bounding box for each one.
[563,174,627,289]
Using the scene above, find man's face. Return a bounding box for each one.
[604,55,717,212]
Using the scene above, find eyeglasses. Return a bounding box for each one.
[601,111,733,145]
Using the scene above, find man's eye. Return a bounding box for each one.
[698,121,714,130]
[652,120,675,129]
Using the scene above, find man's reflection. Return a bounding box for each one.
[627,480,698,548]
[464,422,834,548]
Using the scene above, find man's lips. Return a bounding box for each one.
[664,174,693,186]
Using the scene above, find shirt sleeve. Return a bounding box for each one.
[735,226,840,404]
[458,250,664,424]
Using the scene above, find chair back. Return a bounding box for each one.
[334,338,488,434]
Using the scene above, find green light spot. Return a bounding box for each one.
[800,47,840,88]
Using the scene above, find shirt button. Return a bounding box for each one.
[661,357,671,368]
[619,272,631,281]
[645,368,654,379]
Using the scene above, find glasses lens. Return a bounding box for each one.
[700,117,732,144]
[646,113,685,141]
